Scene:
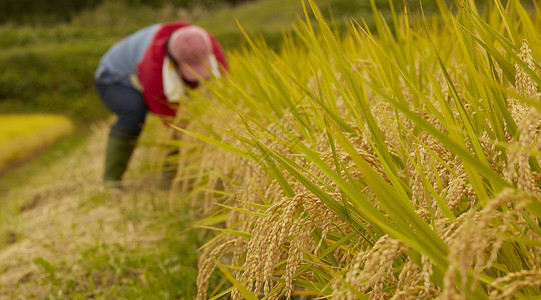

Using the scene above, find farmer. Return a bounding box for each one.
[95,21,228,189]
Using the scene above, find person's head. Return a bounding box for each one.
[167,26,213,83]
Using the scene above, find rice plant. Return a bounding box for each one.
[172,0,541,298]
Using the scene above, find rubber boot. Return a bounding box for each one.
[104,134,136,190]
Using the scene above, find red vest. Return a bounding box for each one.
[137,21,228,117]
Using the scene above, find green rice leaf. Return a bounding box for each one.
[216,263,258,300]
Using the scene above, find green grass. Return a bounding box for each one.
[27,213,201,299]
[196,0,317,35]
[2,204,205,299]
[194,0,439,34]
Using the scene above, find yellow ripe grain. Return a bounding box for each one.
[516,40,537,97]
[0,114,74,171]
[196,239,243,300]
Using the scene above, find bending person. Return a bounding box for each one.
[94,21,228,189]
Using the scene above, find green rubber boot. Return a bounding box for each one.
[104,134,136,189]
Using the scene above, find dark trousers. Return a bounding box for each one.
[95,81,148,139]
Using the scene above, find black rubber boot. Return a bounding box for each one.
[104,128,137,189]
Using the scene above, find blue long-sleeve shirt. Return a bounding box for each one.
[95,24,161,86]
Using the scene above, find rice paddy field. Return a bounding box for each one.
[160,0,541,298]
[1,0,541,298]
[0,114,74,172]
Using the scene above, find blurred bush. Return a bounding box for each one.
[0,31,114,121]
[0,0,257,26]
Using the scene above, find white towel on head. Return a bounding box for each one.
[163,56,185,103]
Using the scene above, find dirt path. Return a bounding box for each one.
[0,120,189,298]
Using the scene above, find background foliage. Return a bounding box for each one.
[0,0,449,123]
[0,0,256,25]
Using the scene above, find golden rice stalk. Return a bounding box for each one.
[231,191,350,299]
[232,195,302,298]
[191,2,541,298]
[504,39,541,195]
[440,188,536,299]
[331,235,408,300]
[489,270,541,300]
[515,39,537,97]
[196,238,245,300]
[443,161,476,211]
[391,254,436,299]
